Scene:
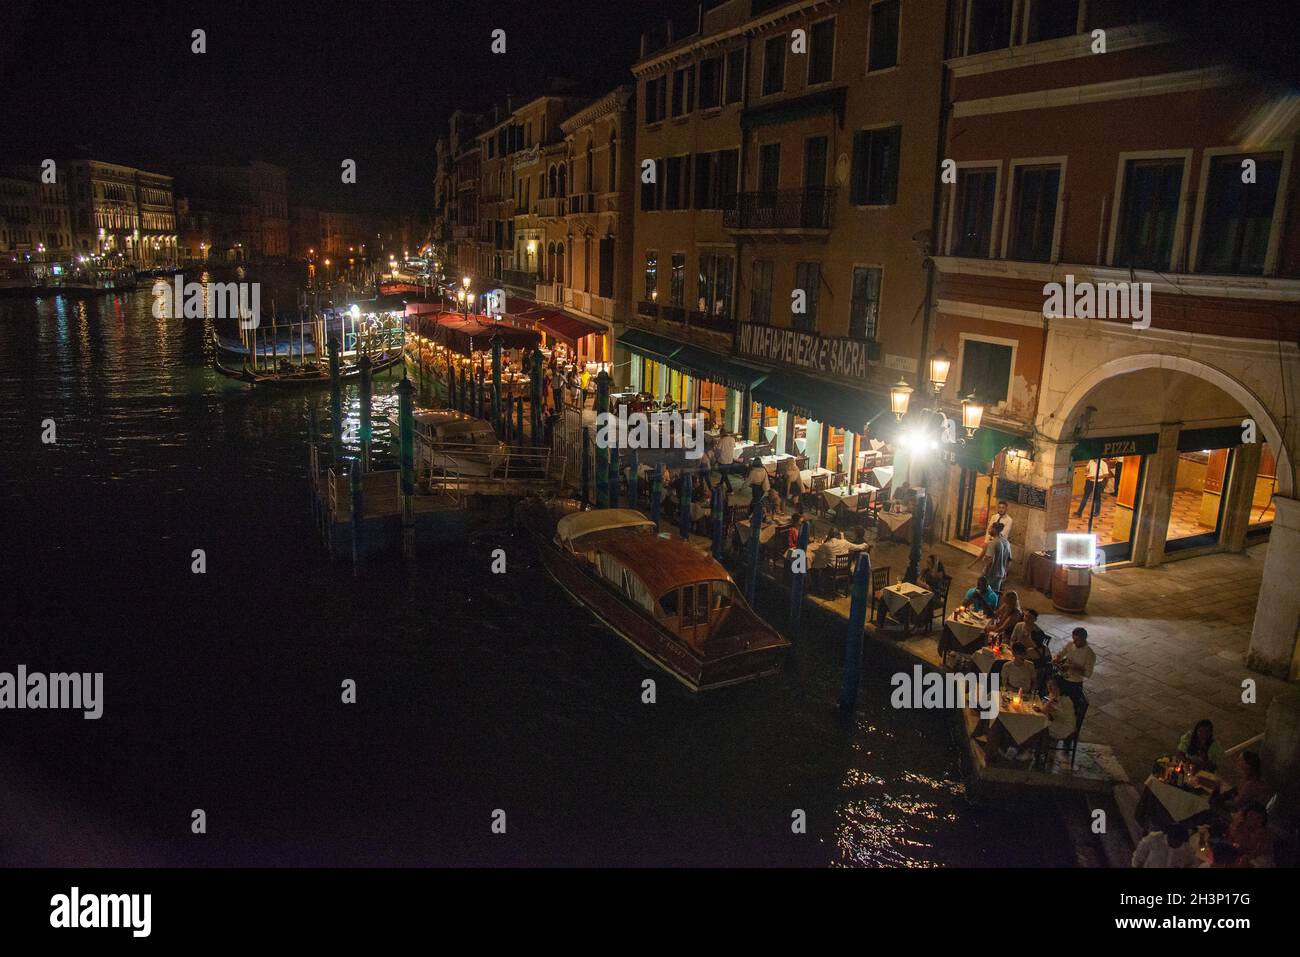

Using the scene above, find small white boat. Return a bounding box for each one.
[391,408,508,478]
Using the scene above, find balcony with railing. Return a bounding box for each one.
[568,193,597,215]
[568,288,616,321]
[501,267,536,290]
[723,188,835,232]
[537,197,567,219]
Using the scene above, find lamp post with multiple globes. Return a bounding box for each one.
[887,346,985,585]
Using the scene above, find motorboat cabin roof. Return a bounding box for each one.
[556,508,656,548]
[594,534,736,599]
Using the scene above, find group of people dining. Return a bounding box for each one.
[1133,719,1278,867]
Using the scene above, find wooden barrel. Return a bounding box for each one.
[1051,564,1091,613]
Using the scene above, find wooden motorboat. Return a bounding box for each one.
[390,408,507,477]
[537,508,790,691]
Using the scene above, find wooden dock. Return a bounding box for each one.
[307,442,561,560]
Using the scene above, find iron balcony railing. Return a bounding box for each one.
[723,187,835,230]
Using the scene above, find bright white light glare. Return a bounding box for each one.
[349,305,361,319]
[1056,532,1098,567]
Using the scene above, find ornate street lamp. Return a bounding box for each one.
[889,378,913,420]
[927,345,951,395]
[961,393,985,436]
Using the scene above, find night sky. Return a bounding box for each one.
[0,0,1295,220]
[0,0,694,216]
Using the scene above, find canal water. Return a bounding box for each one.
[0,269,1075,866]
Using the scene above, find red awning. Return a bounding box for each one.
[434,314,540,356]
[503,297,607,346]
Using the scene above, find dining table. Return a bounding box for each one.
[994,691,1050,746]
[735,514,790,546]
[940,609,989,658]
[1139,770,1219,824]
[879,581,933,635]
[800,466,833,486]
[823,482,879,511]
[876,508,913,542]
[972,642,1014,675]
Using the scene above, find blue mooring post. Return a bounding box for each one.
[580,427,591,508]
[678,470,693,540]
[594,370,610,508]
[610,443,620,508]
[530,348,544,445]
[711,483,725,559]
[491,335,502,433]
[627,448,639,509]
[397,374,416,561]
[789,518,810,636]
[350,456,365,575]
[745,492,763,605]
[358,353,373,472]
[328,338,343,463]
[650,468,661,529]
[839,552,872,715]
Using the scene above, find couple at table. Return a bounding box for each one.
[980,674,1076,766]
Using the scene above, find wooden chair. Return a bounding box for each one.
[871,565,892,623]
[1038,707,1084,769]
[922,575,952,633]
[831,470,847,487]
[830,554,853,597]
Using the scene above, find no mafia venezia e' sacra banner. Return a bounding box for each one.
[737,324,875,380]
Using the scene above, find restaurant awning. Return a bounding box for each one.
[500,297,608,346]
[617,328,765,392]
[435,314,540,356]
[750,368,887,434]
[955,426,1033,473]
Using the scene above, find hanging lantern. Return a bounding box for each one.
[889,379,913,419]
[961,393,984,435]
[928,345,952,394]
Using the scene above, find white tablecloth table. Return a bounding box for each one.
[824,483,879,510]
[1142,775,1215,823]
[877,509,913,541]
[735,517,788,546]
[972,645,1013,674]
[800,467,832,485]
[996,700,1050,745]
[881,582,933,617]
[944,612,987,649]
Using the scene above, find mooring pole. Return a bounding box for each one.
[580,427,591,508]
[627,447,639,509]
[609,443,620,508]
[594,370,610,508]
[789,518,810,637]
[516,388,525,442]
[491,335,502,433]
[839,552,872,715]
[328,338,343,464]
[711,483,725,559]
[307,405,320,524]
[745,492,763,605]
[530,348,544,446]
[678,470,693,540]
[397,374,416,561]
[650,467,661,529]
[358,353,373,472]
[350,456,365,575]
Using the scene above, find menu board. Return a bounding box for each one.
[996,478,1048,510]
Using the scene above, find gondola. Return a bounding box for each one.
[212,349,403,387]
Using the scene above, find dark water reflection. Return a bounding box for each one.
[0,268,1075,866]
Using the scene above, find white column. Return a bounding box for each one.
[1248,496,1300,679]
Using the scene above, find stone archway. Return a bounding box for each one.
[1042,352,1293,497]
